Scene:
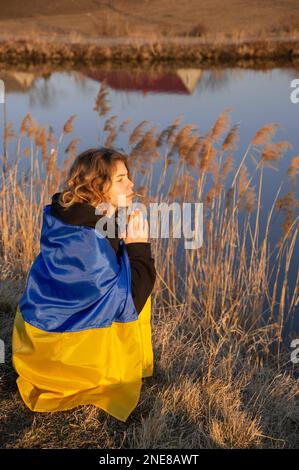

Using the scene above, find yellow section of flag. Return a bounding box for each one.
[12,296,153,422]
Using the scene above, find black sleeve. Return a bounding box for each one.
[125,242,156,315]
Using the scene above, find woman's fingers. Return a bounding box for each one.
[134,212,140,232]
[143,217,149,237]
[127,210,147,239]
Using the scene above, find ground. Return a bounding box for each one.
[0,0,299,40]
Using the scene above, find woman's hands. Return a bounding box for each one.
[120,209,149,244]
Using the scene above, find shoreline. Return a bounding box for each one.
[1,37,299,66]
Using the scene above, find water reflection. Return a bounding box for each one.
[1,65,278,100]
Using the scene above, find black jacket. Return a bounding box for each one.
[50,193,156,315]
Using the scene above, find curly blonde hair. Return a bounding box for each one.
[58,147,131,209]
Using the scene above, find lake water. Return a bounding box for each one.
[0,64,298,333]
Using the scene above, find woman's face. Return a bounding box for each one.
[105,160,134,209]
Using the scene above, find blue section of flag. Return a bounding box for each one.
[19,205,138,332]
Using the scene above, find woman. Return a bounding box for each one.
[12,147,156,422]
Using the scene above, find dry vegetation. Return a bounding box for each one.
[1,34,299,66]
[1,1,299,39]
[1,1,299,64]
[0,81,299,448]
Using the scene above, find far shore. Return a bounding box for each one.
[1,1,299,65]
[1,35,299,66]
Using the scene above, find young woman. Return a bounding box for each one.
[12,147,156,422]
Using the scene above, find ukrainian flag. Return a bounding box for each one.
[12,204,153,422]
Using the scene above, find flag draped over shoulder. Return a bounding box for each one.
[12,204,153,422]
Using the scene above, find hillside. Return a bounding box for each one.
[0,1,298,39]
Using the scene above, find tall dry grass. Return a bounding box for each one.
[1,31,299,66]
[0,87,298,448]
